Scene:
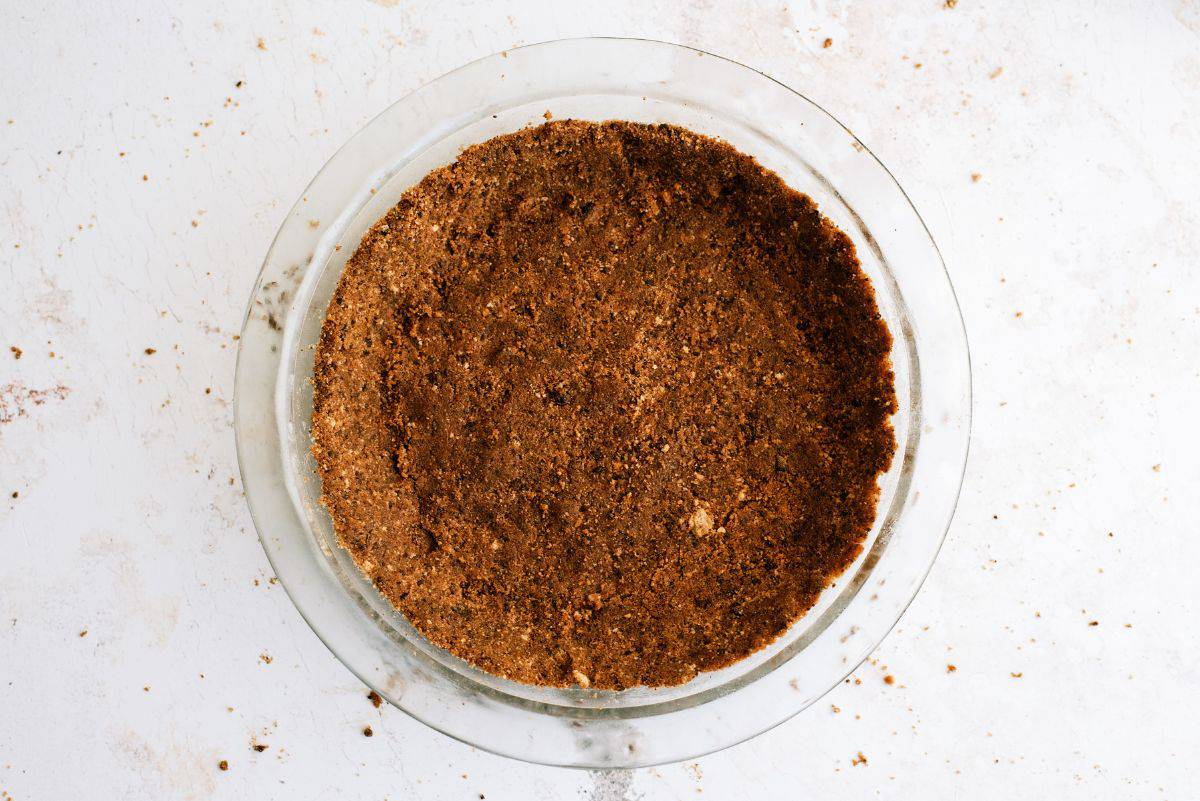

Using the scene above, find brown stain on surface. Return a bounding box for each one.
[0,383,70,424]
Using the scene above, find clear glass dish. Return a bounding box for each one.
[234,37,971,768]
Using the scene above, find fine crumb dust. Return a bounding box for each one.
[312,120,897,690]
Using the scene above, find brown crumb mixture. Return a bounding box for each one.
[312,120,896,689]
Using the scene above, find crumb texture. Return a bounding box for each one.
[312,120,896,689]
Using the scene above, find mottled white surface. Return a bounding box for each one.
[2,1,1198,799]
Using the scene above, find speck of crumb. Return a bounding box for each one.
[79,629,87,637]
[362,725,374,737]
[259,652,272,664]
[883,674,895,685]
[990,67,1004,79]
[1088,620,1099,626]
[235,80,244,88]
[831,703,840,713]
[252,744,268,752]
[823,38,832,48]
[144,347,156,355]
[10,346,21,359]
[205,387,212,395]
[543,110,553,121]
[256,37,267,50]
[946,664,957,672]
[10,491,17,499]
[1010,672,1023,678]
[142,174,148,181]
[914,62,923,69]
[143,686,150,692]
[971,172,982,182]
[1152,464,1161,472]
[1014,311,1023,318]
[852,752,868,766]
[945,0,957,7]
[218,759,229,771]
[367,690,383,708]
[191,220,199,228]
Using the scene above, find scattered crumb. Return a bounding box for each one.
[143,686,150,692]
[10,491,17,499]
[823,38,832,48]
[971,172,982,182]
[252,744,268,752]
[78,629,87,637]
[945,0,957,7]
[142,174,148,181]
[1088,621,1099,627]
[218,759,229,771]
[543,110,553,121]
[259,652,272,664]
[144,348,156,355]
[831,704,840,713]
[9,346,21,359]
[367,690,383,708]
[946,664,957,672]
[852,752,868,766]
[256,37,267,50]
[1014,311,1023,318]
[235,80,244,88]
[362,726,374,737]
[914,63,923,69]
[989,67,1004,79]
[308,219,320,229]
[883,674,895,685]
[1152,464,1161,472]
[1010,672,1023,678]
[191,220,199,228]
[205,387,212,395]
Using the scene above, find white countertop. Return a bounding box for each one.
[3,2,1198,798]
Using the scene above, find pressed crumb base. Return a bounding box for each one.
[312,120,897,690]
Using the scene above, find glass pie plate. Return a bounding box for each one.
[234,37,971,769]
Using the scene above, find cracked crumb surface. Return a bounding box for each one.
[312,120,896,690]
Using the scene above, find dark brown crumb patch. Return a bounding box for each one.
[362,726,373,737]
[367,690,383,708]
[312,120,896,690]
[218,760,228,771]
